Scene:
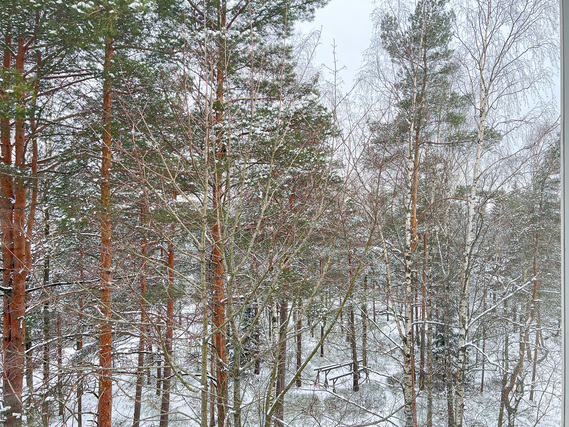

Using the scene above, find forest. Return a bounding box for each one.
[0,0,561,426]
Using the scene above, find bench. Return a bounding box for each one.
[314,360,367,390]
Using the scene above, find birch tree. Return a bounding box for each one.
[453,1,557,425]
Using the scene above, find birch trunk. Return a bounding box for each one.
[454,74,487,427]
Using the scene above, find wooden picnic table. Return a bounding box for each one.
[314,360,368,390]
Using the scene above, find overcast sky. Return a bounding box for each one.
[296,0,376,88]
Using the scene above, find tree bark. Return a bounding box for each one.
[41,209,51,426]
[295,300,302,387]
[133,205,148,427]
[529,231,539,401]
[159,240,175,427]
[361,277,368,369]
[210,3,229,425]
[77,292,84,427]
[2,35,30,427]
[274,300,288,427]
[419,235,427,390]
[98,32,114,427]
[454,85,487,427]
[347,302,360,392]
[57,312,63,417]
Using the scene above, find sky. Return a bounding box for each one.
[295,0,376,89]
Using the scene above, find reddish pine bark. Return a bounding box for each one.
[0,34,15,423]
[98,34,114,427]
[211,3,228,424]
[212,182,228,427]
[2,35,31,427]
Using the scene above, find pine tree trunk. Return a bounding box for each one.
[1,34,17,426]
[98,32,115,427]
[211,3,228,424]
[212,178,227,427]
[3,35,30,427]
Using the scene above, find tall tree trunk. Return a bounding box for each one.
[24,44,39,410]
[3,35,29,427]
[212,177,227,427]
[231,315,242,427]
[41,210,50,426]
[77,292,84,427]
[529,231,539,401]
[426,282,433,427]
[480,288,487,394]
[1,33,16,425]
[419,235,427,389]
[498,305,509,427]
[529,306,541,402]
[274,300,288,427]
[133,205,148,427]
[210,3,228,425]
[348,302,360,392]
[403,139,418,427]
[57,312,63,417]
[320,293,325,357]
[265,302,279,427]
[295,300,302,387]
[156,339,162,397]
[454,129,485,427]
[454,36,489,427]
[160,240,175,427]
[361,277,368,369]
[98,33,115,427]
[209,349,215,427]
[254,303,261,374]
[500,232,540,422]
[200,215,209,427]
[444,280,455,427]
[25,309,33,402]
